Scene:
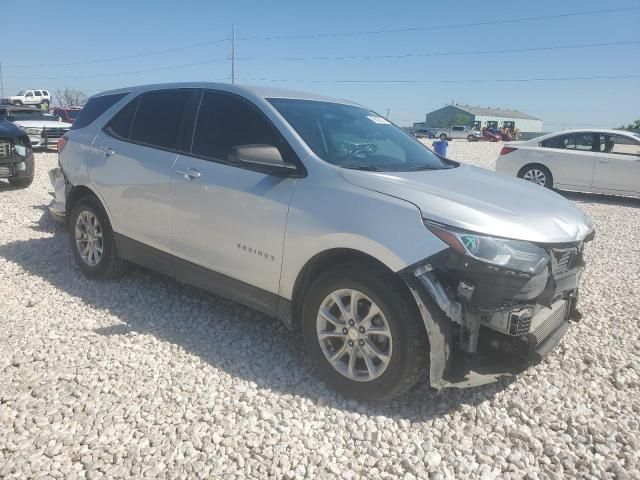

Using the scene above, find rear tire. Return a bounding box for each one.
[467,135,477,142]
[69,195,127,279]
[302,263,427,402]
[518,164,553,189]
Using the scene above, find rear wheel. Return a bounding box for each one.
[518,164,553,189]
[467,135,477,142]
[302,264,427,401]
[439,133,448,141]
[69,195,127,279]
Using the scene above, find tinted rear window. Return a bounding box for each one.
[105,97,139,140]
[71,92,128,130]
[129,90,196,150]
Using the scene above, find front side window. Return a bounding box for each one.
[25,92,33,98]
[34,91,42,96]
[268,98,451,172]
[129,89,196,150]
[192,91,283,160]
[600,134,640,156]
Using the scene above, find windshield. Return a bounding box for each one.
[10,111,59,122]
[66,110,81,119]
[268,98,452,171]
[17,91,26,96]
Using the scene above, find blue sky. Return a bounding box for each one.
[2,0,639,128]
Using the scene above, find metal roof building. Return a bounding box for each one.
[417,104,543,132]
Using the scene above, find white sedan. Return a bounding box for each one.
[496,129,640,198]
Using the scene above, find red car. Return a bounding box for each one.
[478,129,502,142]
[52,107,82,124]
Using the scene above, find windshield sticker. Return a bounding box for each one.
[367,115,391,125]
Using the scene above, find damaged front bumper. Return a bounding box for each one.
[403,238,592,389]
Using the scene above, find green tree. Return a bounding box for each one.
[616,119,640,131]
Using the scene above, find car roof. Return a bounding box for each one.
[523,128,640,143]
[92,82,360,106]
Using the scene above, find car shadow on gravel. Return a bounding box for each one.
[559,190,640,208]
[0,206,515,421]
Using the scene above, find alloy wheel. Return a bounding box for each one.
[75,211,104,266]
[523,168,547,186]
[316,289,393,382]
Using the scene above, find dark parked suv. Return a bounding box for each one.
[0,119,34,188]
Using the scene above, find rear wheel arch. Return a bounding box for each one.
[66,185,116,228]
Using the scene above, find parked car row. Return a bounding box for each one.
[5,89,51,107]
[0,106,72,149]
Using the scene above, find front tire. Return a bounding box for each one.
[302,264,427,402]
[69,195,127,279]
[518,164,553,189]
[467,135,477,142]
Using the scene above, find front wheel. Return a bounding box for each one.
[518,164,553,189]
[302,264,427,402]
[467,135,477,142]
[439,133,448,141]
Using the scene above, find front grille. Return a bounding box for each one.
[42,128,68,139]
[531,300,568,343]
[0,165,14,177]
[0,139,10,157]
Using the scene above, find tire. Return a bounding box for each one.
[518,164,553,189]
[7,155,34,188]
[69,195,127,279]
[13,100,22,106]
[439,133,448,141]
[302,263,427,402]
[467,135,477,142]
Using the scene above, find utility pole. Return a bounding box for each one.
[385,108,390,119]
[231,24,236,84]
[0,61,4,98]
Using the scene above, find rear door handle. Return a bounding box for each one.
[175,168,201,180]
[97,146,116,157]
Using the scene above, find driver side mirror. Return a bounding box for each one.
[229,144,297,173]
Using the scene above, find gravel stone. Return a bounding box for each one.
[1,147,639,478]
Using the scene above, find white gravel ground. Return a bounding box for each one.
[1,144,639,479]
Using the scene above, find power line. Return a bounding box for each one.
[278,40,640,62]
[3,38,230,68]
[238,74,640,84]
[4,58,230,80]
[238,6,640,41]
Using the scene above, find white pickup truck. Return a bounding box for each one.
[433,126,480,141]
[7,89,51,107]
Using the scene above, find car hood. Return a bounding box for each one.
[13,120,72,128]
[0,119,27,137]
[339,164,593,244]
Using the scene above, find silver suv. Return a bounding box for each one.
[50,83,594,401]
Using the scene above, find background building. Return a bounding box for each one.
[414,104,543,132]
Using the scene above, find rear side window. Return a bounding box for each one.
[540,133,596,151]
[192,91,282,160]
[105,97,139,139]
[129,90,196,150]
[71,92,128,130]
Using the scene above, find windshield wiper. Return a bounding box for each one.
[341,165,381,171]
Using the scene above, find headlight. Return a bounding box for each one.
[424,220,549,274]
[23,127,42,135]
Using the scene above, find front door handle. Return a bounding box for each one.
[175,168,201,180]
[97,146,115,157]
